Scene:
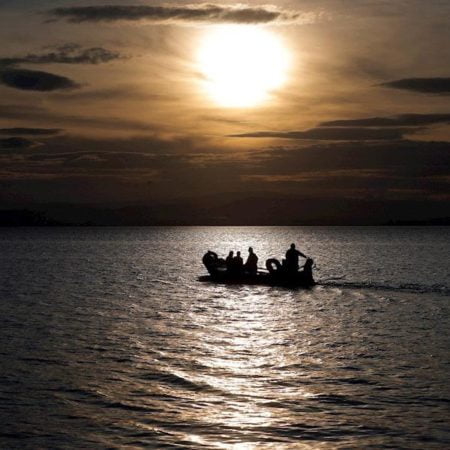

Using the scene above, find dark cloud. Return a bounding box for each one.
[320,113,450,127]
[0,44,122,66]
[0,137,39,149]
[240,140,450,207]
[230,127,411,141]
[0,128,62,136]
[47,4,305,25]
[251,140,450,178]
[380,78,450,94]
[0,68,79,91]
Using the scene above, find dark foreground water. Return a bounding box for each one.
[0,227,449,449]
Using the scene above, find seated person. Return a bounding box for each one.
[225,251,234,272]
[233,251,244,275]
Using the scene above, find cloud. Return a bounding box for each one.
[243,169,397,183]
[251,140,450,176]
[239,140,450,205]
[0,103,162,133]
[319,113,450,127]
[380,78,450,94]
[0,68,80,91]
[53,85,179,102]
[0,44,122,66]
[230,127,410,141]
[47,4,309,25]
[0,137,39,149]
[0,127,62,136]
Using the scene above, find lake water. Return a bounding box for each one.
[0,226,449,448]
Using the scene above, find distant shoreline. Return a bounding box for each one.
[0,209,449,227]
[1,225,448,227]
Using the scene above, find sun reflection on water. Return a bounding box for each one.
[169,287,321,447]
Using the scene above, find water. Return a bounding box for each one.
[0,226,449,449]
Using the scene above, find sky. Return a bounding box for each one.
[0,0,449,224]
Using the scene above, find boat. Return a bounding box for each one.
[199,253,316,288]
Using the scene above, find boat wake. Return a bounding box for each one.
[318,279,450,296]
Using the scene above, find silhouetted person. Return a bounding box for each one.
[285,243,306,273]
[226,251,234,272]
[233,251,243,275]
[245,247,258,276]
[299,258,315,285]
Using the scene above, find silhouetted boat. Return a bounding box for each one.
[199,255,316,288]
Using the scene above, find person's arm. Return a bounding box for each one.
[298,249,307,258]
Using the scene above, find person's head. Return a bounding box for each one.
[228,251,233,257]
[237,251,241,257]
[248,247,253,254]
[290,243,296,249]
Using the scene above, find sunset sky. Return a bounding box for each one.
[1,1,449,223]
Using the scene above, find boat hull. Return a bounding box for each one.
[198,272,315,288]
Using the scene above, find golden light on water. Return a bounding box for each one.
[197,26,290,108]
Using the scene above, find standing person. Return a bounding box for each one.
[225,251,234,273]
[234,251,244,275]
[285,243,306,273]
[245,247,258,276]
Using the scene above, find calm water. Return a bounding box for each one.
[0,226,449,449]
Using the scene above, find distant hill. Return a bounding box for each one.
[1,202,449,226]
[0,210,62,226]
[385,217,450,226]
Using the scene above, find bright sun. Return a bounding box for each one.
[197,26,290,108]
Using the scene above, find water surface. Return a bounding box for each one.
[0,227,449,448]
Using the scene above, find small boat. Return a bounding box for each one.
[199,253,316,288]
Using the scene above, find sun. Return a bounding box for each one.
[197,26,290,108]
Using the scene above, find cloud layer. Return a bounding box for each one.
[1,136,448,224]
[381,78,450,94]
[47,4,306,25]
[0,128,62,136]
[319,113,450,127]
[230,127,410,141]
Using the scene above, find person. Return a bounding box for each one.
[299,257,315,285]
[233,251,244,275]
[225,251,234,272]
[285,243,306,273]
[245,247,258,276]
